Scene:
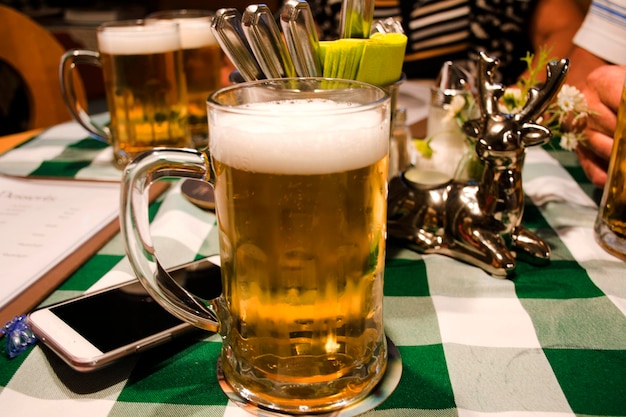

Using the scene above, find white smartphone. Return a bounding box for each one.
[26,258,221,372]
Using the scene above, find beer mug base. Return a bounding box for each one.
[219,339,387,415]
[217,336,402,416]
[595,219,626,260]
[112,137,190,169]
[113,152,142,170]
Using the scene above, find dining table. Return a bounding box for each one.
[0,80,625,417]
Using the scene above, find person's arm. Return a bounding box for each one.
[564,45,608,90]
[575,65,625,188]
[528,0,587,62]
[564,1,626,188]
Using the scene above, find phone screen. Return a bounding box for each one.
[50,281,184,352]
[40,259,221,354]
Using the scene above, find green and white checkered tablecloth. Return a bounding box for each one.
[1,120,625,417]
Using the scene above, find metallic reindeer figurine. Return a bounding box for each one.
[387,52,569,277]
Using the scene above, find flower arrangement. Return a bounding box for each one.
[501,48,591,150]
[416,47,591,160]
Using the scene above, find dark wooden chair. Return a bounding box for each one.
[0,5,87,134]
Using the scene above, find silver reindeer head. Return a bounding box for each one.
[464,52,569,168]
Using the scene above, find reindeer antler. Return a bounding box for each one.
[516,58,569,122]
[476,51,505,117]
[462,51,505,139]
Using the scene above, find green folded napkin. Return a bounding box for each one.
[319,33,407,86]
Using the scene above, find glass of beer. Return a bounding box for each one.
[594,75,626,260]
[147,10,222,150]
[119,78,391,414]
[60,19,190,169]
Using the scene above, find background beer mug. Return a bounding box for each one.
[120,78,391,414]
[60,20,190,169]
[594,74,626,260]
[146,9,222,150]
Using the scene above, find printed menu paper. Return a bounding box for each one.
[0,176,120,313]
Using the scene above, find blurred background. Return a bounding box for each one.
[0,0,280,126]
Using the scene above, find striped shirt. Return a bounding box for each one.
[573,0,626,64]
[310,0,538,84]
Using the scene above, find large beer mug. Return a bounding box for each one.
[60,20,190,169]
[594,74,626,260]
[147,9,222,149]
[120,78,391,414]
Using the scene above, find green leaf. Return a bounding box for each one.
[413,138,433,159]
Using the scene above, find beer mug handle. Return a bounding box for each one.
[120,148,221,332]
[59,50,110,142]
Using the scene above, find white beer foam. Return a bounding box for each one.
[174,18,218,49]
[97,25,180,55]
[210,99,389,175]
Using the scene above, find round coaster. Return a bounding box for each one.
[216,336,402,416]
[181,178,215,210]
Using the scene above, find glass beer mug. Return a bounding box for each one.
[60,19,190,168]
[120,78,391,414]
[594,74,626,260]
[146,9,223,150]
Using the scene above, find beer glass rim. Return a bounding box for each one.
[207,78,390,116]
[97,19,179,33]
[146,9,215,20]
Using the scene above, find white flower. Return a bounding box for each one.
[559,131,580,151]
[557,85,588,113]
[499,87,524,113]
[443,94,467,121]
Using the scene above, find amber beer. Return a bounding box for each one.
[181,33,221,149]
[595,83,626,259]
[210,98,389,412]
[148,11,222,149]
[97,22,189,168]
